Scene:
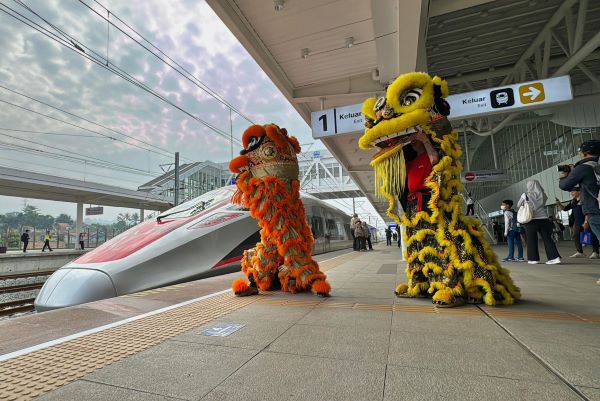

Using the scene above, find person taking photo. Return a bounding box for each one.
[558,139,600,285]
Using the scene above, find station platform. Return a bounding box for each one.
[0,249,86,275]
[1,244,599,401]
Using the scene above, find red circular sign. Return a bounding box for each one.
[465,172,476,182]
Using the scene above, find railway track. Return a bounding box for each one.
[0,270,55,280]
[0,271,52,317]
[0,283,45,294]
[0,298,36,317]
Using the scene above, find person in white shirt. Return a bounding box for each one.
[516,180,561,264]
[465,192,475,216]
[500,200,523,262]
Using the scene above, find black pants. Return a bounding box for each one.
[42,240,53,252]
[22,241,28,252]
[466,204,475,215]
[356,237,365,251]
[351,229,357,250]
[365,236,372,250]
[525,219,560,261]
[386,237,392,246]
[572,224,599,253]
[79,241,85,250]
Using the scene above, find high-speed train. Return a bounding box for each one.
[35,186,356,311]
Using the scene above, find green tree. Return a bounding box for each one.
[55,213,74,226]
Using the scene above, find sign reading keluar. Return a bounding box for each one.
[311,76,573,139]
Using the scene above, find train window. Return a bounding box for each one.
[310,216,323,238]
[326,219,338,240]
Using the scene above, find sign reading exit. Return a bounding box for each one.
[311,75,573,139]
[311,103,364,137]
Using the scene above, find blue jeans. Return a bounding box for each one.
[587,215,600,243]
[506,229,523,259]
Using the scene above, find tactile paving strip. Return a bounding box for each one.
[0,293,257,401]
[0,252,362,400]
[255,298,600,322]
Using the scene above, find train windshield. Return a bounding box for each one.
[157,186,236,219]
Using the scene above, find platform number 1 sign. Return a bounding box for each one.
[311,109,335,137]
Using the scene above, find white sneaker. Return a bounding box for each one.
[589,252,599,259]
[570,252,586,258]
[527,260,540,264]
[546,258,562,265]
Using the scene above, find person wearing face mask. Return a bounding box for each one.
[501,200,524,262]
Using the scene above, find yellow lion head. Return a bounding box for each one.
[358,72,450,166]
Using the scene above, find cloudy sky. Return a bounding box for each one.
[0,0,381,224]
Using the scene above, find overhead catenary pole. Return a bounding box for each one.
[229,108,233,160]
[174,152,180,206]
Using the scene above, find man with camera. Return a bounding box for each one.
[558,140,600,285]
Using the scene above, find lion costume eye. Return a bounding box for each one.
[399,88,423,107]
[374,96,386,112]
[247,137,259,148]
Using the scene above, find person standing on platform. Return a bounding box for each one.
[557,140,600,285]
[385,226,392,246]
[556,188,600,259]
[20,229,30,253]
[353,217,365,252]
[517,180,561,264]
[42,230,53,252]
[465,192,475,216]
[501,200,524,262]
[361,220,373,250]
[350,213,359,251]
[79,232,85,250]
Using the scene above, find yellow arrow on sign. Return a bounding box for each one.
[519,82,545,104]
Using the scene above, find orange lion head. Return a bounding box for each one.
[229,124,301,180]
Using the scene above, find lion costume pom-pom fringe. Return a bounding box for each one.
[231,278,250,294]
[311,280,331,296]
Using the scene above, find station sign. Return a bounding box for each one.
[312,150,321,160]
[448,75,572,120]
[85,206,104,215]
[311,104,364,138]
[460,169,508,183]
[311,76,572,139]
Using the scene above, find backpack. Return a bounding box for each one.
[20,233,27,242]
[583,161,600,205]
[517,194,534,224]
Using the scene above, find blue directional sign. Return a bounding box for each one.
[200,323,244,337]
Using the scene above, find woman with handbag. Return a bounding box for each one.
[517,180,561,264]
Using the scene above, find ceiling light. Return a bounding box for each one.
[345,37,355,48]
[301,48,310,59]
[274,0,285,12]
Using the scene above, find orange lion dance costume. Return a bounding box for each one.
[229,124,331,297]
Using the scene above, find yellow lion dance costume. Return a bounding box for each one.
[359,72,520,307]
[229,124,331,297]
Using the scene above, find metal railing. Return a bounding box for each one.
[0,226,128,251]
[473,201,498,245]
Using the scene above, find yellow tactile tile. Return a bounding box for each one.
[0,293,256,401]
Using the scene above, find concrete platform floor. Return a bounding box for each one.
[11,243,600,400]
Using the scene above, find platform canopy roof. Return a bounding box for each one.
[0,166,171,211]
[207,0,600,221]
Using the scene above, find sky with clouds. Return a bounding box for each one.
[0,0,382,225]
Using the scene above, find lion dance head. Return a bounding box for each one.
[229,124,301,180]
[358,72,452,223]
